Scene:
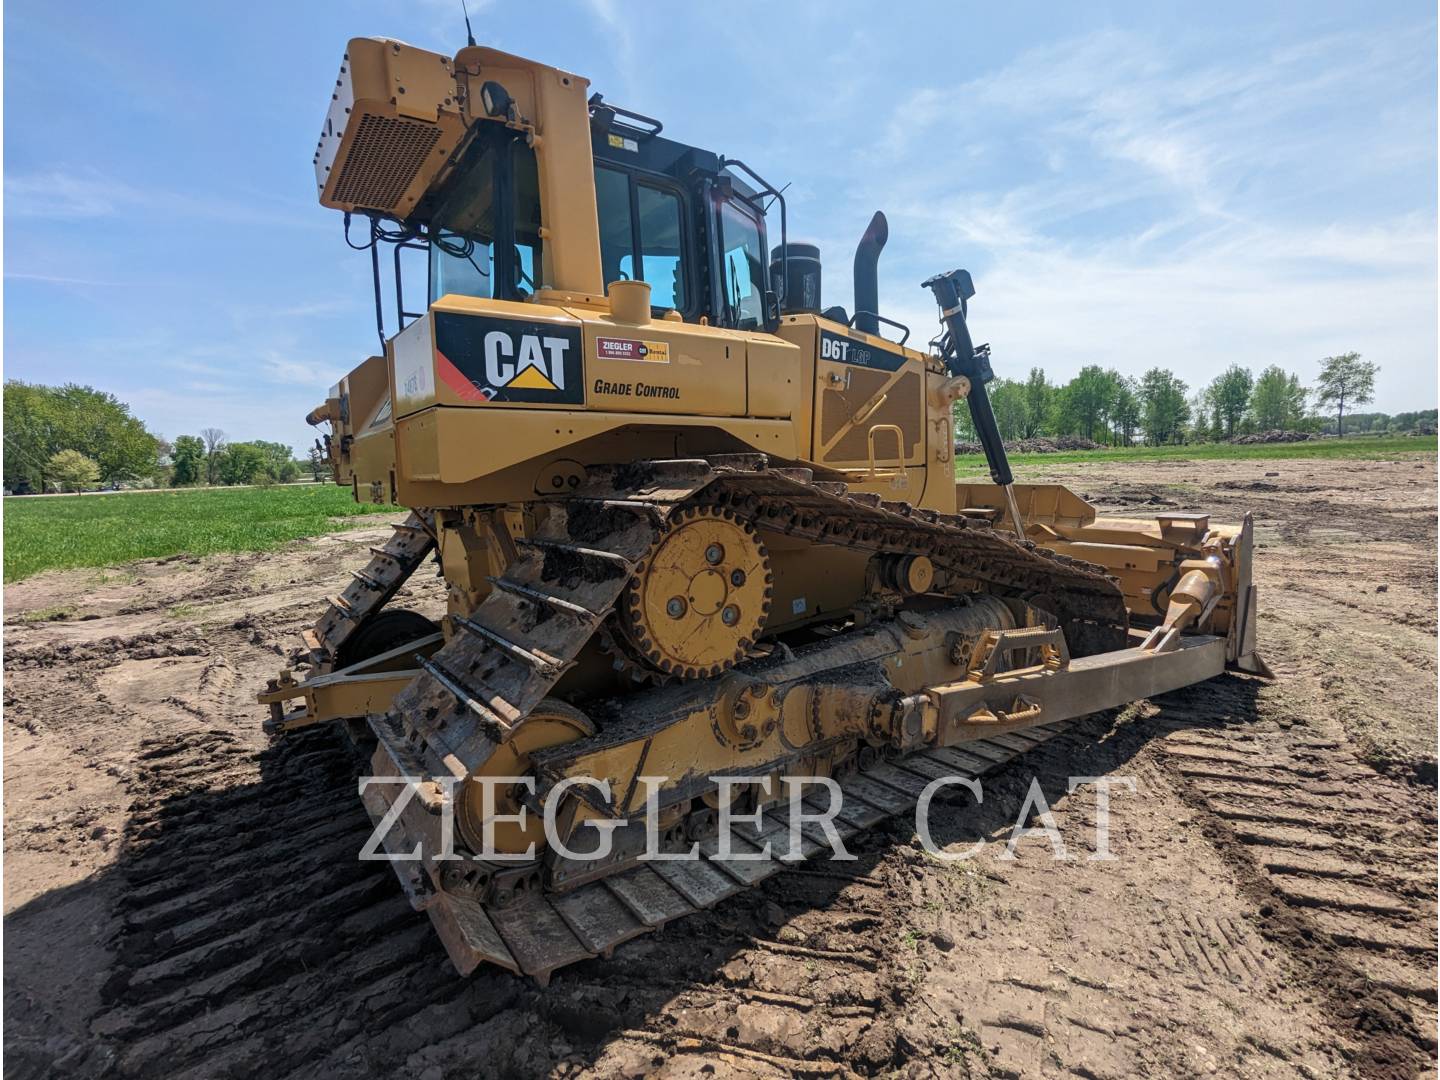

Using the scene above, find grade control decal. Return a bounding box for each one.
[596,336,670,363]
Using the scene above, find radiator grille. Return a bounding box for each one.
[331,113,440,211]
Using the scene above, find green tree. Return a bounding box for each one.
[3,382,54,488]
[47,449,101,492]
[1315,352,1376,436]
[988,379,1028,441]
[1110,377,1141,446]
[216,442,268,485]
[1249,366,1308,430]
[4,381,160,488]
[251,440,300,483]
[1048,384,1077,437]
[1062,366,1118,442]
[201,428,228,484]
[1205,365,1254,439]
[1191,391,1221,442]
[1390,409,1437,434]
[1021,368,1052,438]
[1139,368,1191,445]
[171,435,206,486]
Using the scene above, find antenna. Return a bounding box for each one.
[763,181,791,214]
[461,0,476,46]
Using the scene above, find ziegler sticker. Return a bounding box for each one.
[819,329,906,372]
[432,312,584,405]
[596,336,670,363]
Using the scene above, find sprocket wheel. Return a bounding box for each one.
[612,505,772,679]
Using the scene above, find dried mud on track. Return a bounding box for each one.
[4,455,1436,1079]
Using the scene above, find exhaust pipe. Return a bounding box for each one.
[852,211,888,335]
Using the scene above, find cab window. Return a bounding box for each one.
[429,137,541,303]
[594,165,691,313]
[636,185,686,309]
[718,199,765,330]
[595,166,634,289]
[431,231,492,300]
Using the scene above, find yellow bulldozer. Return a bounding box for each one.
[261,36,1267,984]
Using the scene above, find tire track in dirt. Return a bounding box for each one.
[84,724,1021,1078]
[1151,679,1438,1080]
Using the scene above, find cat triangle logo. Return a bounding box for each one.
[431,313,584,405]
[508,363,558,391]
[484,330,569,392]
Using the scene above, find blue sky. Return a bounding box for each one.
[5,1,1435,454]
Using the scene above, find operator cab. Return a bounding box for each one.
[587,96,775,330]
[419,93,783,332]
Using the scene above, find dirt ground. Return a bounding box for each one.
[4,453,1436,1079]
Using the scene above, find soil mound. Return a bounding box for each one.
[954,435,1101,454]
[1231,430,1314,444]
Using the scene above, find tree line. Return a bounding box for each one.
[3,380,313,493]
[169,429,310,487]
[953,352,1403,445]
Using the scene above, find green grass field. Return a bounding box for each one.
[3,484,386,583]
[955,435,1436,475]
[4,436,1432,583]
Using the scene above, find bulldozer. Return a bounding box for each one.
[260,36,1267,984]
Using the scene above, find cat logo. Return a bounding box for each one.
[432,312,584,405]
[484,332,570,391]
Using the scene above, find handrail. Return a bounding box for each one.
[847,310,911,346]
[718,156,788,309]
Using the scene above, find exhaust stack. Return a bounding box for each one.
[852,211,888,335]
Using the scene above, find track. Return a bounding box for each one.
[353,453,1128,980]
[307,509,436,671]
[383,453,1127,785]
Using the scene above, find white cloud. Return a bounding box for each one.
[4,166,325,230]
[846,25,1436,411]
[261,351,330,387]
[3,270,139,287]
[877,215,1434,403]
[5,171,129,219]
